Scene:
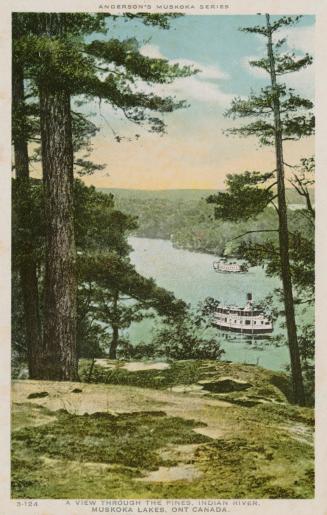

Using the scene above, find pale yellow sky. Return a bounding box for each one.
[81,129,314,190]
[28,117,314,190]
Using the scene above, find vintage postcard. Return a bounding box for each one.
[1,0,327,513]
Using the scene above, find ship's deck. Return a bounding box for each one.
[216,307,263,316]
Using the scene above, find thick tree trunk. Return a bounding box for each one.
[266,14,305,405]
[12,61,43,378]
[19,261,43,378]
[304,191,315,220]
[109,326,119,360]
[87,357,96,382]
[39,85,78,381]
[109,290,119,359]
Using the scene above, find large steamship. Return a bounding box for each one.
[212,293,273,335]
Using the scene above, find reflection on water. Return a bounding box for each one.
[219,331,272,343]
[204,329,287,370]
[125,237,308,372]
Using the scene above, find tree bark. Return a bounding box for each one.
[87,357,96,382]
[109,326,119,360]
[266,14,305,405]
[109,290,119,359]
[12,60,43,378]
[39,83,78,381]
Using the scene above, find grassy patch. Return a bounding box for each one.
[191,435,314,499]
[12,402,57,431]
[246,402,314,428]
[11,361,314,500]
[79,359,292,404]
[11,396,314,499]
[79,359,202,390]
[12,405,209,498]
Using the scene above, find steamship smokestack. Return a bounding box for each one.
[247,293,252,302]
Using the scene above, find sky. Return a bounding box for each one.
[76,14,315,190]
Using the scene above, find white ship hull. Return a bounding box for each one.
[212,294,273,335]
[213,261,248,273]
[212,322,273,334]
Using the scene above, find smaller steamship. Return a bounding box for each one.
[213,259,248,274]
[212,293,273,335]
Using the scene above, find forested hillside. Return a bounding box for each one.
[99,188,313,256]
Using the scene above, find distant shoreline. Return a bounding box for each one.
[97,187,314,203]
[129,234,225,257]
[105,188,313,257]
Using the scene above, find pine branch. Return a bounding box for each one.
[230,229,279,241]
[288,175,315,219]
[266,180,277,191]
[271,198,279,215]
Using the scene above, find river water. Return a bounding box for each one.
[127,237,292,371]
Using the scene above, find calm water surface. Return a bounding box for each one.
[127,237,291,371]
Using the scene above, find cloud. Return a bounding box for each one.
[140,44,229,80]
[242,24,314,99]
[277,25,315,55]
[139,44,232,106]
[241,55,268,79]
[170,58,229,81]
[168,76,233,104]
[278,25,315,98]
[285,67,314,99]
[134,76,233,105]
[140,43,164,59]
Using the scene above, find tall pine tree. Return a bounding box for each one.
[13,13,195,380]
[12,14,44,378]
[208,15,314,405]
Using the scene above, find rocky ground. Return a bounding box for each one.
[11,360,314,499]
